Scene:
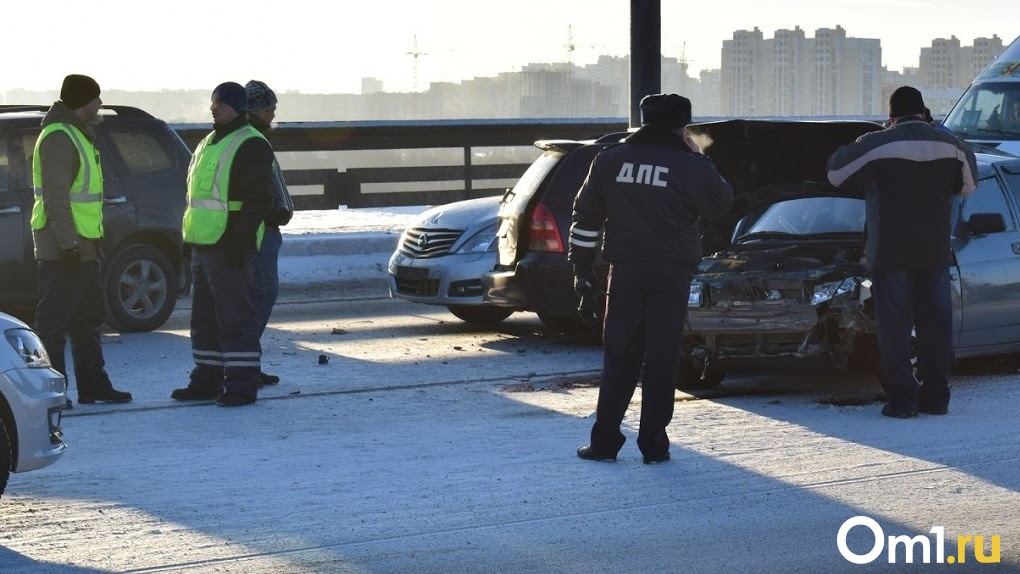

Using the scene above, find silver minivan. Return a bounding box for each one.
[943,35,1020,156]
[0,311,67,499]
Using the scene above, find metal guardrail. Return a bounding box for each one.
[171,116,887,209]
[172,119,629,209]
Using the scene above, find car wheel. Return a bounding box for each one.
[1,417,11,499]
[104,244,179,333]
[677,354,725,390]
[848,332,918,377]
[848,333,880,373]
[446,305,513,324]
[537,313,598,335]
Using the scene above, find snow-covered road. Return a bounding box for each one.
[2,298,1019,573]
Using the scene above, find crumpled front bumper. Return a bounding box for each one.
[687,295,875,360]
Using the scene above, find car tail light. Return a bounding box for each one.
[528,203,564,253]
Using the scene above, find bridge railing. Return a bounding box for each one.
[172,118,629,209]
[172,116,885,209]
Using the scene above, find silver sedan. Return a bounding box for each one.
[0,312,68,500]
[388,196,512,324]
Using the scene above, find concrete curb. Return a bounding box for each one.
[280,231,401,257]
[275,232,398,295]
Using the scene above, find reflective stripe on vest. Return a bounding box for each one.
[182,125,267,246]
[30,123,104,239]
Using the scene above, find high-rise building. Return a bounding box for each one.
[722,25,882,117]
[920,35,1004,89]
[721,27,766,116]
[361,78,384,95]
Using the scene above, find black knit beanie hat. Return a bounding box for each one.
[60,74,101,109]
[889,86,925,119]
[212,82,248,114]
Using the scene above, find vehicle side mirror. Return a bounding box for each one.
[962,212,1006,236]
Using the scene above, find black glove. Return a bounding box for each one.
[573,264,597,294]
[60,246,81,266]
[573,264,600,326]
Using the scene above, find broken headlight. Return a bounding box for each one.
[811,278,858,306]
[689,281,704,307]
[4,328,53,369]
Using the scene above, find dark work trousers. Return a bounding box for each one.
[253,225,282,338]
[35,259,115,397]
[590,263,693,459]
[871,267,954,411]
[187,246,261,399]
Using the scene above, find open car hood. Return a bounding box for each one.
[685,119,883,254]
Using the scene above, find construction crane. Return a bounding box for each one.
[679,41,693,67]
[406,35,428,92]
[564,25,598,65]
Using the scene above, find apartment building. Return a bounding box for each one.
[722,25,882,117]
[920,35,1004,89]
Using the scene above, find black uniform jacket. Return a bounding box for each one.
[568,125,734,269]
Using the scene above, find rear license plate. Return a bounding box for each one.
[395,266,428,280]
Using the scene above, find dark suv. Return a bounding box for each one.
[482,132,626,332]
[0,105,190,332]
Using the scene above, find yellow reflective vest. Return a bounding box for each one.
[31,123,104,239]
[182,125,267,246]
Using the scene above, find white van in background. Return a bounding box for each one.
[943,35,1020,156]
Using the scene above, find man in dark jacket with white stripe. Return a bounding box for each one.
[827,86,977,419]
[569,94,733,464]
[245,79,294,387]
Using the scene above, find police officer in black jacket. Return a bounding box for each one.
[569,94,733,464]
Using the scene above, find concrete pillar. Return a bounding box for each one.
[630,0,661,127]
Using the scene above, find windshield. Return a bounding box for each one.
[944,82,1020,138]
[734,197,865,242]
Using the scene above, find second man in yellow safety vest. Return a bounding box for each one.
[171,82,274,407]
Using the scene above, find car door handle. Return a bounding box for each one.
[104,196,128,205]
[1013,242,1020,256]
[0,206,21,215]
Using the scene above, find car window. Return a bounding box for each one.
[16,130,41,188]
[1002,165,1020,210]
[961,177,1016,231]
[511,152,561,200]
[944,82,1020,137]
[0,137,9,191]
[104,128,174,176]
[542,145,604,202]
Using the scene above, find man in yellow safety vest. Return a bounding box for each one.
[32,74,132,409]
[170,82,274,407]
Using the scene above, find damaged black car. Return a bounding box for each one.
[680,119,1020,389]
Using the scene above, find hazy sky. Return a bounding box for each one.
[4,0,1016,95]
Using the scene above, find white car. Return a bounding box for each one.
[0,311,68,500]
[388,196,513,324]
